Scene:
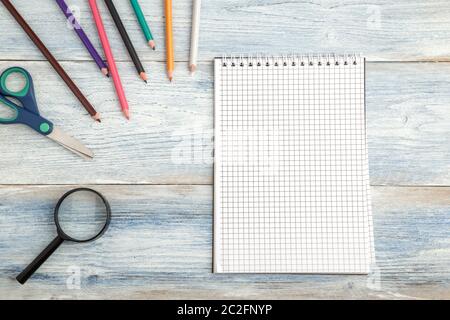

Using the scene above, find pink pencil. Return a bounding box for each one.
[88,0,129,119]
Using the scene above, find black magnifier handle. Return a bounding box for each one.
[16,236,64,285]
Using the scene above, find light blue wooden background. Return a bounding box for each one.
[0,0,449,299]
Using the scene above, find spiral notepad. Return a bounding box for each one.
[214,54,375,274]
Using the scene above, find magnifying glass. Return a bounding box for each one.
[16,188,111,285]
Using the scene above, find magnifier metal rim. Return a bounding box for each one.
[54,188,111,243]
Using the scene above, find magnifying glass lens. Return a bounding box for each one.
[57,190,109,241]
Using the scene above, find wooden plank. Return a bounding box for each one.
[0,61,448,185]
[1,0,450,62]
[0,185,448,299]
[0,60,213,184]
[366,62,450,186]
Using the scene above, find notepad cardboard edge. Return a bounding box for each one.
[213,57,223,273]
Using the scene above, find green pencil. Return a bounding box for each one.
[130,0,155,50]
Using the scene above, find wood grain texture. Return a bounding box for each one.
[0,61,448,185]
[0,185,448,300]
[1,0,450,62]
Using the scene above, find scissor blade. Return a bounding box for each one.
[47,127,94,159]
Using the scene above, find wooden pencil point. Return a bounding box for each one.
[106,0,147,90]
[101,67,109,76]
[57,0,109,80]
[140,72,148,82]
[131,0,156,53]
[123,109,130,120]
[190,64,197,74]
[93,112,102,122]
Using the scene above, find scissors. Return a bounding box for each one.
[0,67,94,159]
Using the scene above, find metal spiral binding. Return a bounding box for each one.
[221,54,361,67]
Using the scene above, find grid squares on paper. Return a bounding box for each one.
[214,55,374,274]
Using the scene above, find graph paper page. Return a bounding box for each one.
[214,55,375,274]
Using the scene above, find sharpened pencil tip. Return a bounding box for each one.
[148,40,156,50]
[93,113,102,122]
[123,109,130,120]
[168,71,173,82]
[190,64,196,74]
[140,72,148,82]
[101,68,109,76]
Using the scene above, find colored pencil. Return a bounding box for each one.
[104,0,148,83]
[130,0,155,50]
[55,0,109,76]
[164,0,174,81]
[88,0,130,119]
[189,0,201,73]
[1,0,101,122]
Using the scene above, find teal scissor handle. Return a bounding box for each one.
[0,67,53,135]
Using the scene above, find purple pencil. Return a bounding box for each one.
[55,0,109,76]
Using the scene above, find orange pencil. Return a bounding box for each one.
[164,0,174,81]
